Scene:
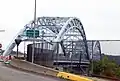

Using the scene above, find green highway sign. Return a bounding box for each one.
[26,29,39,38]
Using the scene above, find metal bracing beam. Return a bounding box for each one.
[60,41,66,56]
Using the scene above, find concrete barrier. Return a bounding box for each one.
[10,59,93,81]
[10,59,59,77]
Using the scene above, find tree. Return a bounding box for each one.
[93,55,119,77]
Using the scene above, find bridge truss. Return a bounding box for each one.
[3,17,102,74]
[87,40,101,61]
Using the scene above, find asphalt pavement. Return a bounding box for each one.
[0,63,65,81]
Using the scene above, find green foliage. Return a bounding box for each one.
[93,55,120,78]
[115,67,120,78]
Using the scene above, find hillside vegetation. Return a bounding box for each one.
[93,55,120,78]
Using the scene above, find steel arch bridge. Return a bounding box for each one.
[3,17,101,63]
[87,40,101,61]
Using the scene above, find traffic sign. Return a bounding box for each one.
[0,44,2,48]
[15,39,22,46]
[26,29,39,38]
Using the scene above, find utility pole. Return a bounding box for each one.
[32,0,36,63]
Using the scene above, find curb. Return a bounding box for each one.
[10,59,93,81]
[57,72,93,81]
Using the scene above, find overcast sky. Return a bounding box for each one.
[0,0,120,55]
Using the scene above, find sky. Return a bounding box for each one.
[0,0,120,55]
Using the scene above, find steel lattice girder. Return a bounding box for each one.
[87,40,101,60]
[3,17,90,61]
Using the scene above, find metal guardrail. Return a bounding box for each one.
[53,60,90,65]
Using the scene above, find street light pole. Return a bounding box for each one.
[32,0,36,63]
[0,30,5,32]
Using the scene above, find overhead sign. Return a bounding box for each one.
[26,29,39,38]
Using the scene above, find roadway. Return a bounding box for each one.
[0,63,65,81]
